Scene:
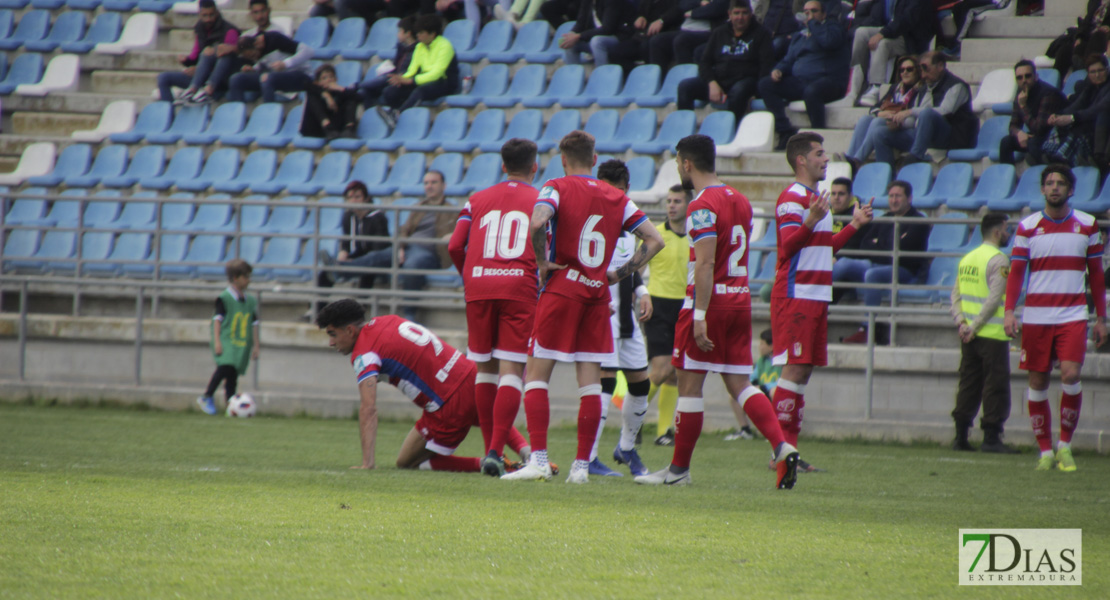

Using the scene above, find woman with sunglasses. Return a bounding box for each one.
[838,55,923,173]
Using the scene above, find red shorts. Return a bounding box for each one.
[1019,320,1088,373]
[414,368,480,455]
[465,298,535,364]
[770,297,828,367]
[672,308,753,374]
[529,293,614,363]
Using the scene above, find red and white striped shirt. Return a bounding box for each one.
[772,182,858,302]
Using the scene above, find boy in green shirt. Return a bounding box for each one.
[197,259,260,415]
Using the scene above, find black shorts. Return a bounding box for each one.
[642,296,683,359]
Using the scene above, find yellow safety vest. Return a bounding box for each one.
[957,244,1009,341]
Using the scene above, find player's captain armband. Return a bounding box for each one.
[689,208,716,230]
[538,186,558,202]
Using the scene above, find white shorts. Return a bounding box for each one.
[602,335,648,372]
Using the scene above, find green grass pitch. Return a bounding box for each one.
[1,402,1107,599]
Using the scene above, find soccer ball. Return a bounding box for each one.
[226,394,257,418]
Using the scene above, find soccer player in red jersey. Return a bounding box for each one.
[633,134,800,488]
[770,132,872,458]
[448,138,542,477]
[503,131,666,483]
[1003,164,1107,472]
[317,299,529,472]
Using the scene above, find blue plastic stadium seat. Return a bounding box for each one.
[70,0,104,8]
[0,52,6,81]
[400,153,462,197]
[343,16,398,60]
[0,11,10,38]
[334,61,362,88]
[523,20,573,63]
[66,146,128,188]
[176,148,241,192]
[1077,172,1110,215]
[262,196,309,234]
[915,162,972,210]
[79,190,123,227]
[293,17,329,49]
[368,153,425,197]
[315,17,366,59]
[947,116,1008,162]
[852,162,892,204]
[211,149,278,194]
[926,213,970,252]
[445,63,508,108]
[479,108,542,153]
[122,231,175,278]
[458,20,512,62]
[20,229,76,274]
[252,150,314,195]
[220,102,283,146]
[140,147,203,191]
[749,251,777,294]
[59,12,121,53]
[109,195,157,229]
[365,107,431,152]
[4,195,48,225]
[696,111,737,145]
[184,198,233,231]
[27,144,93,187]
[52,231,115,276]
[626,156,656,192]
[1062,70,1085,96]
[161,234,227,279]
[325,152,389,195]
[871,162,932,210]
[146,104,210,145]
[158,193,196,232]
[537,155,565,183]
[488,20,550,63]
[595,108,656,153]
[101,145,166,189]
[988,165,1046,212]
[255,105,306,148]
[441,19,475,56]
[24,11,84,52]
[560,63,622,109]
[0,9,48,51]
[110,101,172,144]
[582,109,620,149]
[135,0,174,12]
[440,109,505,153]
[637,63,696,107]
[237,195,271,232]
[444,153,502,197]
[288,151,351,196]
[631,110,696,155]
[482,63,545,108]
[87,232,151,278]
[2,228,43,273]
[947,163,1015,211]
[405,108,468,153]
[521,64,585,109]
[101,0,139,11]
[266,237,316,282]
[536,109,581,153]
[598,63,661,108]
[328,108,388,151]
[30,0,61,7]
[24,188,77,226]
[1038,68,1060,89]
[183,102,246,145]
[0,51,42,94]
[898,256,957,304]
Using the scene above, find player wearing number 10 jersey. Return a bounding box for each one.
[448,139,542,477]
[502,130,666,484]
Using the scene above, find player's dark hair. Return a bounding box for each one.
[345,180,371,201]
[415,14,443,36]
[559,130,596,169]
[981,212,1008,236]
[225,258,252,281]
[597,158,630,190]
[315,299,366,329]
[501,138,538,176]
[1041,163,1076,190]
[831,176,853,190]
[785,131,823,172]
[398,15,417,35]
[1013,58,1035,73]
[887,179,912,197]
[675,134,716,174]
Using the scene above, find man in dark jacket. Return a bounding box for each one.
[559,0,639,65]
[999,59,1066,166]
[647,0,729,67]
[1048,54,1110,168]
[227,31,315,103]
[757,0,849,148]
[156,0,240,103]
[607,0,686,70]
[852,0,935,107]
[873,51,978,165]
[676,0,773,122]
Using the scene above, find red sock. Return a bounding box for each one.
[576,387,602,462]
[427,456,481,472]
[474,374,498,453]
[672,396,704,469]
[773,381,804,447]
[1060,384,1082,444]
[1027,389,1053,452]
[506,426,528,456]
[487,375,522,456]
[738,386,785,448]
[522,382,550,452]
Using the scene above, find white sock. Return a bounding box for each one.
[1057,441,1071,451]
[620,392,649,451]
[572,459,589,472]
[1041,449,1055,459]
[532,449,548,469]
[418,460,432,471]
[590,394,610,461]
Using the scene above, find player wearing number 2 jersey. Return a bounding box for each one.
[502,130,666,484]
[448,139,542,477]
[317,299,530,472]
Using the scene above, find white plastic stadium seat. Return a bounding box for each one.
[0,142,56,185]
[1033,56,1053,68]
[15,54,80,97]
[270,16,293,36]
[717,111,774,158]
[818,161,852,195]
[628,161,679,205]
[173,0,231,14]
[96,13,158,55]
[972,68,1016,113]
[71,100,138,143]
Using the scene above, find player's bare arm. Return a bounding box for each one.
[530,203,564,279]
[608,221,665,283]
[353,377,379,470]
[691,236,715,352]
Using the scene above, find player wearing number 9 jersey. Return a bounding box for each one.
[316,299,530,473]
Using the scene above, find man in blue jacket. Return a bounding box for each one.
[852,0,936,107]
[757,0,849,150]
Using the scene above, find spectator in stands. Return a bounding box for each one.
[539,0,581,28]
[242,0,278,37]
[676,0,773,124]
[377,14,459,128]
[559,0,638,66]
[397,170,457,322]
[157,0,240,104]
[755,0,801,59]
[851,0,934,108]
[999,59,1066,167]
[828,176,865,304]
[841,180,930,345]
[648,0,728,68]
[301,64,361,139]
[871,51,978,167]
[316,181,393,299]
[839,54,923,173]
[496,0,546,27]
[1049,0,1110,77]
[606,0,686,71]
[936,0,1007,60]
[358,16,418,108]
[757,0,849,150]
[1045,54,1110,168]
[227,32,315,103]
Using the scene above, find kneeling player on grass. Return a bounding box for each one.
[317,299,530,472]
[634,134,800,488]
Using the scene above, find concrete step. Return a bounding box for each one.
[961,37,1049,64]
[81,51,186,74]
[0,135,78,157]
[968,15,1074,39]
[0,157,19,173]
[4,92,153,117]
[719,174,795,206]
[1046,0,1086,19]
[161,9,307,31]
[91,70,160,96]
[11,112,99,138]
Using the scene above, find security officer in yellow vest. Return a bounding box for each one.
[949,213,1019,454]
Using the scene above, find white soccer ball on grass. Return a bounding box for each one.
[226,393,257,418]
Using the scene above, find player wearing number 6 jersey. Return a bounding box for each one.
[448,138,541,477]
[317,299,530,472]
[634,134,800,488]
[503,130,666,484]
